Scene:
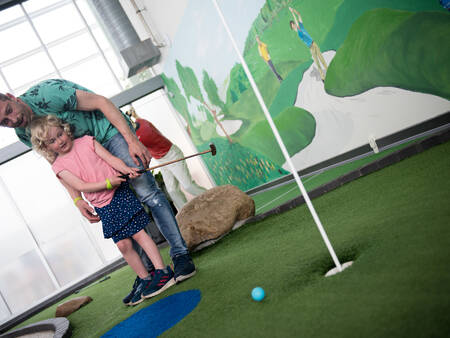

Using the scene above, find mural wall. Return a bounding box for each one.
[162,0,450,191]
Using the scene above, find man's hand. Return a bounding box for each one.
[128,137,151,168]
[76,199,100,223]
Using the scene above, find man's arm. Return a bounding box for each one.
[289,7,302,26]
[294,9,303,23]
[75,90,151,168]
[93,139,140,178]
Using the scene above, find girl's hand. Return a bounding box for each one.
[119,166,142,179]
[108,175,126,187]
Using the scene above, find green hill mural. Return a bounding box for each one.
[162,0,449,191]
[325,9,450,99]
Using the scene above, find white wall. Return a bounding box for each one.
[119,0,189,74]
[127,89,215,192]
[118,0,214,192]
[0,152,121,321]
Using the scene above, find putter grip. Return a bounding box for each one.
[118,169,147,179]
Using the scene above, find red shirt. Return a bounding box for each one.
[135,118,172,159]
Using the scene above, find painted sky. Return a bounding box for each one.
[163,0,266,91]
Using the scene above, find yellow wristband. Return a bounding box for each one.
[73,196,82,205]
[105,178,113,190]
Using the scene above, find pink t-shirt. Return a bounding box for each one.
[52,136,118,207]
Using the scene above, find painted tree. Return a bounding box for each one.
[203,70,233,143]
[243,0,289,55]
[176,60,203,104]
[161,73,199,142]
[176,60,232,143]
[226,63,251,106]
[202,70,226,112]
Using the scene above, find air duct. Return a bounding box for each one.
[89,0,160,77]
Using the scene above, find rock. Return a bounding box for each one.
[176,185,255,250]
[55,296,92,317]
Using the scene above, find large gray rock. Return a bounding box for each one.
[176,185,255,250]
[55,296,92,317]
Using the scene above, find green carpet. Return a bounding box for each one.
[252,138,428,214]
[12,141,450,337]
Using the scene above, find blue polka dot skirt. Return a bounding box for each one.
[95,182,150,243]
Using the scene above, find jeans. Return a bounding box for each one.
[103,133,188,266]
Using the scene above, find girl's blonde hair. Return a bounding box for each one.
[30,115,73,163]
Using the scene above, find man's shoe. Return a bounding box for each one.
[142,266,175,299]
[122,276,141,305]
[173,253,196,283]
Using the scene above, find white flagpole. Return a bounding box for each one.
[212,0,345,273]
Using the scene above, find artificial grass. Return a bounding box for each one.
[11,141,450,337]
[252,137,428,214]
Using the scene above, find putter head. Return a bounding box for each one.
[209,143,217,156]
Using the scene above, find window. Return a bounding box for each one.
[0,0,129,148]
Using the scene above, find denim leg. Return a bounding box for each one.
[103,133,188,258]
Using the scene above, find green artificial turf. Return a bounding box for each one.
[11,141,450,337]
[252,138,428,214]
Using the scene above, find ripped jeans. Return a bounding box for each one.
[103,132,188,267]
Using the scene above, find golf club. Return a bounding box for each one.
[119,143,216,179]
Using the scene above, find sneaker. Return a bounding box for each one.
[142,266,176,299]
[122,276,141,305]
[122,269,155,305]
[128,278,153,306]
[173,253,196,283]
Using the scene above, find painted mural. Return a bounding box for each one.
[162,0,450,191]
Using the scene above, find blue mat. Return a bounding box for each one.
[102,289,201,338]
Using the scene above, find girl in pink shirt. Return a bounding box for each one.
[30,115,175,306]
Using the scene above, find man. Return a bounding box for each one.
[0,79,196,304]
[289,7,328,81]
[126,108,207,212]
[256,35,283,82]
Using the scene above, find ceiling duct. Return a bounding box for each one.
[89,0,160,77]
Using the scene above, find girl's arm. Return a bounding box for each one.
[57,169,125,193]
[93,140,140,178]
[56,140,141,194]
[58,177,100,222]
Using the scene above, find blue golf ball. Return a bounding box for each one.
[251,287,265,301]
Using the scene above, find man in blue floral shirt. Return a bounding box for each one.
[0,79,196,304]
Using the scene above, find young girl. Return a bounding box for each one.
[30,115,175,306]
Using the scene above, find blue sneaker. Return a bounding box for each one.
[128,277,153,306]
[122,276,141,305]
[142,266,175,299]
[173,254,196,283]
